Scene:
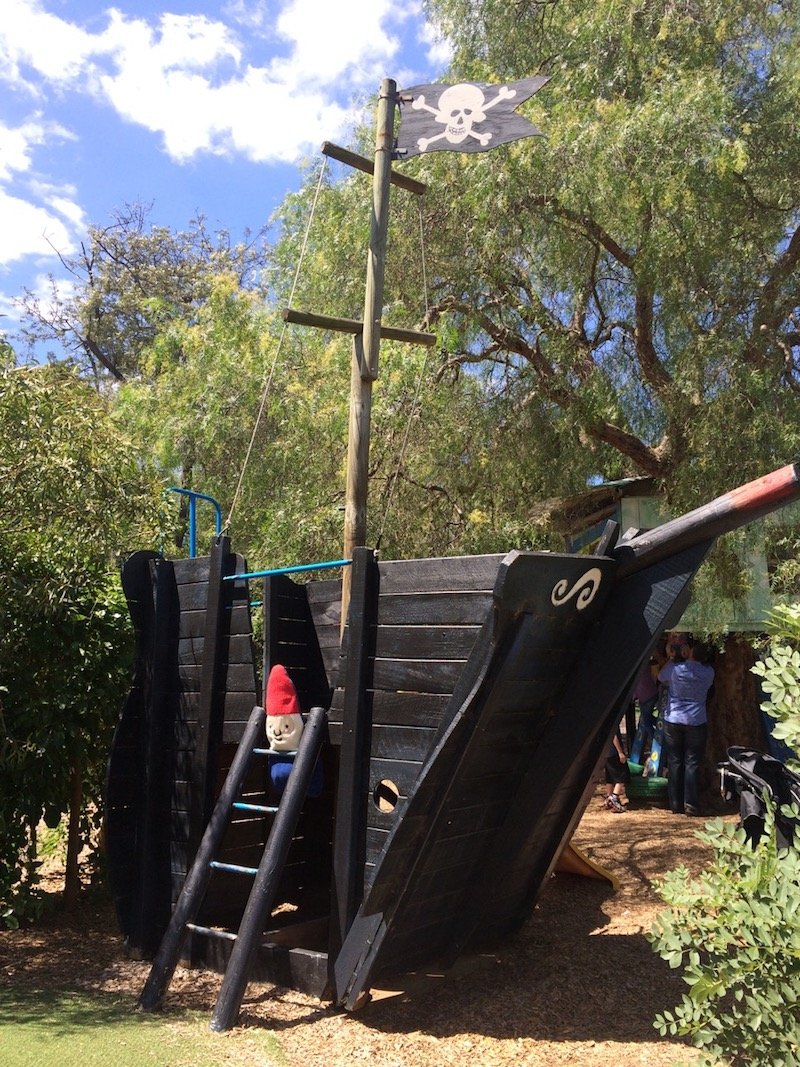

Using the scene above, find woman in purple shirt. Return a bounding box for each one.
[658,641,715,816]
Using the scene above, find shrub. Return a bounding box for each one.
[0,362,161,923]
[649,807,800,1066]
[751,603,800,765]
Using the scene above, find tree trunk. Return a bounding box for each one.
[63,761,83,907]
[701,635,766,805]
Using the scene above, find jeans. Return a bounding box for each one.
[663,721,707,812]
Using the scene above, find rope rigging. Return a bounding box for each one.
[224,156,329,534]
[224,152,433,555]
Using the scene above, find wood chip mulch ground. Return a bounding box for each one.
[1,790,723,1067]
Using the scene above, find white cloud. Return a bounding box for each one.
[273,0,399,84]
[0,118,44,181]
[0,0,104,89]
[417,18,454,71]
[0,0,416,164]
[0,115,84,268]
[0,0,451,298]
[0,188,76,267]
[221,0,273,36]
[95,0,405,161]
[101,9,242,78]
[0,115,73,181]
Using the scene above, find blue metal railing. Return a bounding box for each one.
[167,488,222,558]
[223,558,351,582]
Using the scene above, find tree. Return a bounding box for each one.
[18,204,272,384]
[414,0,800,501]
[0,359,162,922]
[258,0,800,587]
[261,154,615,563]
[114,270,536,568]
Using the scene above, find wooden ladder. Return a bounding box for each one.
[139,702,328,1031]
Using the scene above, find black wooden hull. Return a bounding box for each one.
[334,541,708,1005]
[106,463,800,1004]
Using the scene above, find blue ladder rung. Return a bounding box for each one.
[186,922,237,942]
[209,860,259,876]
[252,747,298,757]
[232,801,279,814]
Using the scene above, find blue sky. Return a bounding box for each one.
[0,0,450,348]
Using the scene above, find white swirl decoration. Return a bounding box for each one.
[550,567,603,611]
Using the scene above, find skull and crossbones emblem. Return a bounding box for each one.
[411,82,517,152]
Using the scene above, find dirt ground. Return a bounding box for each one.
[0,790,724,1067]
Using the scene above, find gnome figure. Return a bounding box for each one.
[264,664,323,800]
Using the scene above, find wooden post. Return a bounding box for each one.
[329,548,379,961]
[189,538,229,862]
[341,78,397,630]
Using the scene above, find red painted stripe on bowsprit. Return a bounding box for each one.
[726,464,800,512]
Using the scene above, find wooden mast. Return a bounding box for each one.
[283,83,434,627]
[340,78,397,629]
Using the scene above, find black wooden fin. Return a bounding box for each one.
[594,519,620,556]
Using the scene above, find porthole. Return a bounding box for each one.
[373,778,400,813]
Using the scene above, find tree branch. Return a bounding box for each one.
[522,193,635,269]
[747,223,800,363]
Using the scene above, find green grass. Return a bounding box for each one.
[0,986,285,1067]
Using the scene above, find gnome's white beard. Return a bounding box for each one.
[267,712,304,751]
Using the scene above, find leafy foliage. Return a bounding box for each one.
[18,204,272,383]
[652,599,800,1063]
[259,0,800,584]
[114,269,560,567]
[649,810,800,1066]
[424,0,800,496]
[752,602,800,762]
[0,361,162,923]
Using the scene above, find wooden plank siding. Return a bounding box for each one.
[306,579,343,688]
[263,573,338,711]
[327,549,504,931]
[105,541,264,956]
[332,551,624,1005]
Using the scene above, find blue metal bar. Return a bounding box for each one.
[209,860,259,876]
[167,488,223,558]
[232,802,279,814]
[223,558,352,582]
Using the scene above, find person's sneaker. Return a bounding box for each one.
[606,794,627,813]
[684,804,701,817]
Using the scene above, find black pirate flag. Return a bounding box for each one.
[396,75,549,158]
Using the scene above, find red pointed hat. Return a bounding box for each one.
[266,664,301,717]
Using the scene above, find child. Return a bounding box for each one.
[604,730,631,812]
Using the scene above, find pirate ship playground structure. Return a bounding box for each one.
[107,464,800,1029]
[103,81,800,1030]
